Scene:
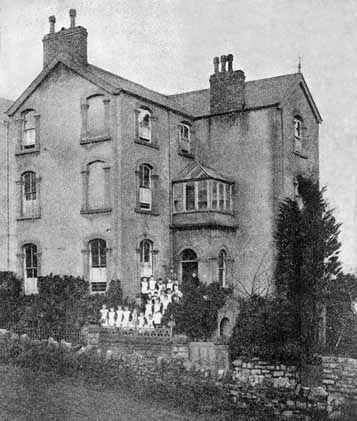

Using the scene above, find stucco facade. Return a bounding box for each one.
[0,10,321,299]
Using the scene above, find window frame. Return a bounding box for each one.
[22,243,39,295]
[138,164,153,211]
[16,110,41,155]
[218,249,227,287]
[139,239,154,278]
[178,122,192,155]
[81,160,112,215]
[80,94,111,145]
[88,238,108,293]
[138,108,152,143]
[172,179,233,214]
[293,115,304,155]
[19,171,40,219]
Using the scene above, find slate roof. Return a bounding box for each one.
[7,56,321,123]
[173,160,233,183]
[169,73,322,121]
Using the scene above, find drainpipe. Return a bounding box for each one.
[4,119,10,270]
[167,110,173,270]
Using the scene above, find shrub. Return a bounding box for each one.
[229,295,303,364]
[0,272,22,326]
[0,274,124,331]
[164,281,229,340]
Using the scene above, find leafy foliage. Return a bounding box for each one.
[0,273,123,330]
[164,282,229,340]
[229,295,302,364]
[0,272,22,326]
[324,272,357,357]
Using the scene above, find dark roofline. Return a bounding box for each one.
[194,102,280,120]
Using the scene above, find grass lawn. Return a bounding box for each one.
[0,364,245,421]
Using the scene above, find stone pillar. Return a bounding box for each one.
[34,114,41,148]
[103,98,111,137]
[81,170,88,211]
[80,103,89,140]
[103,166,111,208]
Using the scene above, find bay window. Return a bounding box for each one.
[173,179,233,213]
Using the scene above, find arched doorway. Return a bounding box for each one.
[181,249,198,289]
[219,317,231,337]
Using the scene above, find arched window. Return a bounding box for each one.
[88,161,106,210]
[138,108,152,142]
[139,239,153,277]
[22,110,36,150]
[138,164,152,210]
[294,116,303,153]
[23,243,38,295]
[89,239,107,293]
[219,317,231,337]
[21,171,38,217]
[181,248,198,287]
[218,249,227,287]
[87,95,105,137]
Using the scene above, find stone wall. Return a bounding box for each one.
[321,355,357,404]
[232,357,298,388]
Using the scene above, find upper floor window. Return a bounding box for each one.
[89,238,107,293]
[138,108,152,142]
[81,161,111,214]
[22,110,37,150]
[88,161,106,210]
[294,116,303,154]
[23,243,39,295]
[87,95,105,138]
[173,180,233,214]
[139,164,152,210]
[20,171,40,218]
[178,122,191,154]
[80,95,111,144]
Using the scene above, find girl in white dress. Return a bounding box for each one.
[138,312,146,330]
[145,300,153,319]
[116,305,123,328]
[108,307,116,327]
[122,306,131,328]
[99,304,108,327]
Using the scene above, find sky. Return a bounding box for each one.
[0,0,356,271]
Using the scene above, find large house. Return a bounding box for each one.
[0,10,321,300]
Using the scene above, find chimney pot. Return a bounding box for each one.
[213,57,219,73]
[69,9,76,28]
[49,16,56,33]
[227,54,233,72]
[220,55,227,72]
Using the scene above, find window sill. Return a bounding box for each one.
[80,135,112,145]
[173,209,234,216]
[134,138,159,150]
[178,150,194,159]
[15,146,40,156]
[135,207,159,216]
[81,207,112,215]
[17,215,41,221]
[293,151,308,159]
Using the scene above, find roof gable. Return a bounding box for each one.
[7,55,120,116]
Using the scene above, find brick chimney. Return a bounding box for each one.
[42,9,88,68]
[209,54,245,114]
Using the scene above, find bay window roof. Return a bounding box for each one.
[173,160,233,184]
